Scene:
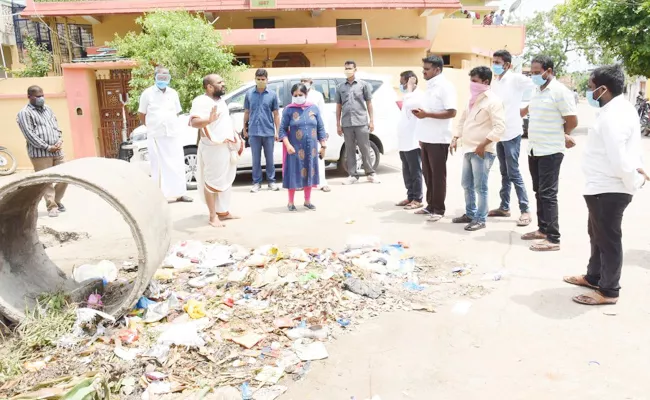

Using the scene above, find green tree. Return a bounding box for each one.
[523,6,606,76]
[562,0,650,77]
[110,11,244,112]
[6,36,52,77]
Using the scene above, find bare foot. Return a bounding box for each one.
[218,212,240,221]
[209,217,225,228]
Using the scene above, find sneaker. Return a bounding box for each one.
[250,184,261,193]
[464,221,486,231]
[57,203,66,212]
[367,174,381,184]
[304,203,317,211]
[287,204,297,212]
[268,183,280,191]
[452,215,473,224]
[48,209,59,218]
[343,176,359,185]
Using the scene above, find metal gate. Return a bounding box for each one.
[96,70,140,158]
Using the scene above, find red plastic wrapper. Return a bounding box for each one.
[117,328,139,344]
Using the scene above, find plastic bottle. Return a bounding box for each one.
[241,382,253,400]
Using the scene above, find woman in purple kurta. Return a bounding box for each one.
[280,83,327,211]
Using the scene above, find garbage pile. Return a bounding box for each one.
[1,236,448,399]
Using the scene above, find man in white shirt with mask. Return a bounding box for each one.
[564,64,648,306]
[138,66,193,203]
[300,74,331,192]
[489,49,535,226]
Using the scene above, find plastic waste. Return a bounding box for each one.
[183,299,206,319]
[136,296,157,310]
[157,322,205,347]
[87,293,103,309]
[143,294,179,323]
[72,260,117,284]
[403,282,425,291]
[289,248,310,262]
[114,346,141,361]
[293,340,329,361]
[293,361,311,381]
[346,235,381,250]
[482,270,508,281]
[337,318,351,327]
[117,328,139,344]
[241,382,253,400]
[143,344,170,364]
[255,366,284,384]
[285,325,329,340]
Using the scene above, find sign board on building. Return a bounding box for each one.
[250,0,276,8]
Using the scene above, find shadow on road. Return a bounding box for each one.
[511,287,592,320]
[624,249,650,269]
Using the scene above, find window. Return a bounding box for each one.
[336,19,362,36]
[226,89,248,108]
[267,81,286,107]
[442,55,451,65]
[290,79,334,104]
[233,53,251,66]
[253,18,275,29]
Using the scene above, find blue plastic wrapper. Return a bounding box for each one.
[135,296,156,309]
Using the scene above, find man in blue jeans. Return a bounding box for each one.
[243,68,280,193]
[450,66,505,231]
[489,49,535,226]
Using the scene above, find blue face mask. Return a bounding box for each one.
[531,72,548,87]
[586,86,607,108]
[400,85,407,93]
[492,64,505,76]
[155,80,169,90]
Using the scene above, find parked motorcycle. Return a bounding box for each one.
[0,146,17,176]
[637,97,650,137]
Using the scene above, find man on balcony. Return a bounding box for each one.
[138,66,193,203]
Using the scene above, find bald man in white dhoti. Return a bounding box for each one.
[190,74,242,227]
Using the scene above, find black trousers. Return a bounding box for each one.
[399,148,423,202]
[421,143,449,215]
[583,193,632,298]
[528,152,563,243]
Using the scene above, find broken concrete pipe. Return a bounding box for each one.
[0,158,171,322]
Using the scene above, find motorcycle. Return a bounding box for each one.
[0,146,18,176]
[638,98,650,137]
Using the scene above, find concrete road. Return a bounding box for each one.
[4,102,650,399]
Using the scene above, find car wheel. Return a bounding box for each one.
[184,146,198,190]
[338,141,381,175]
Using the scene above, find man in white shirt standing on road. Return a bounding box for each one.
[521,55,577,252]
[564,64,648,306]
[412,55,458,222]
[300,74,331,192]
[138,66,193,203]
[395,70,423,210]
[489,49,535,226]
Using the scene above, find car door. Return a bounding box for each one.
[266,80,288,167]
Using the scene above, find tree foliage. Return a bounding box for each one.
[6,37,52,78]
[561,0,650,77]
[524,6,610,76]
[110,11,244,112]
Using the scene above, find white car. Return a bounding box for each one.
[125,72,400,187]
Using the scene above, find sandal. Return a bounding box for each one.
[488,208,511,217]
[405,201,423,210]
[521,230,546,241]
[396,199,410,207]
[563,275,599,290]
[517,213,532,227]
[572,291,618,306]
[321,186,331,193]
[414,208,431,215]
[529,240,560,252]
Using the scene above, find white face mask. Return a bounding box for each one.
[302,82,311,90]
[292,96,306,105]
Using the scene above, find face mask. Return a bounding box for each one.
[33,97,45,107]
[400,85,407,94]
[344,70,355,78]
[470,81,490,97]
[531,72,548,87]
[586,86,607,108]
[492,64,505,76]
[303,82,311,90]
[256,80,267,89]
[292,96,306,105]
[156,80,169,90]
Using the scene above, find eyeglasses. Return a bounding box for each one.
[155,74,171,82]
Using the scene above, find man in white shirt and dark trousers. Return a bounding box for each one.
[300,74,331,192]
[412,55,458,222]
[138,66,193,203]
[395,70,423,210]
[564,65,648,306]
[489,49,535,226]
[521,55,577,252]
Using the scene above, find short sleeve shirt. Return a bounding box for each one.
[138,86,182,138]
[244,87,279,137]
[528,78,577,156]
[189,95,234,143]
[335,78,372,128]
[415,73,458,144]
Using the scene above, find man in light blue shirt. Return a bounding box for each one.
[521,55,578,252]
[243,68,280,193]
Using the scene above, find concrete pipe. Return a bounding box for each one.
[0,157,171,322]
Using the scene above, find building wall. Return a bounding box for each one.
[430,18,524,56]
[0,77,75,170]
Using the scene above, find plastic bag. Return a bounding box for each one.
[157,322,205,347]
[183,299,206,319]
[73,260,117,284]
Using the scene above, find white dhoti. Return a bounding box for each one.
[196,138,237,214]
[148,135,187,198]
